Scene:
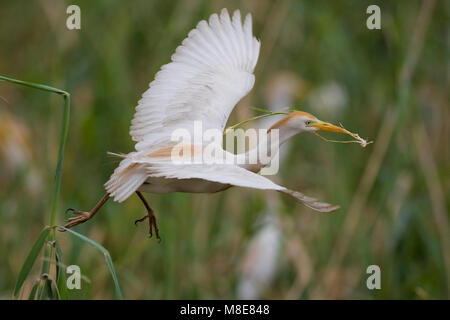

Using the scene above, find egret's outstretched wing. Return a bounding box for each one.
[145,162,340,213]
[147,163,284,191]
[130,9,260,152]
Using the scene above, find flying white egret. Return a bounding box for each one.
[64,9,365,240]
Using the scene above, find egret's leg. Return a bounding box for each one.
[63,193,110,229]
[135,191,161,242]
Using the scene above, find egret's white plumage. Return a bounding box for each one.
[103,9,340,213]
[130,9,259,152]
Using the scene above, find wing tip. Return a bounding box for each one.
[220,8,230,18]
[232,9,241,22]
[280,188,341,213]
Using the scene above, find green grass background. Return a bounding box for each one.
[0,0,448,299]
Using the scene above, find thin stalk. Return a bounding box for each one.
[224,110,289,135]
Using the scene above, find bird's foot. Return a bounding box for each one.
[63,208,93,229]
[135,212,161,242]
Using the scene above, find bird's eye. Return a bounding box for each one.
[305,120,312,126]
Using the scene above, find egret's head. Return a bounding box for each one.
[270,111,347,134]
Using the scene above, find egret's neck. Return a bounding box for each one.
[237,124,301,172]
[271,123,303,146]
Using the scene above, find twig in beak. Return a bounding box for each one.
[313,123,373,148]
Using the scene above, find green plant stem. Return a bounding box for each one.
[1,75,71,296]
[224,111,288,135]
[44,93,71,270]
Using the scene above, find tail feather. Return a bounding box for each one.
[107,151,128,158]
[104,156,147,203]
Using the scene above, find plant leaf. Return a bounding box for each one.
[59,226,123,300]
[55,242,68,300]
[14,226,51,297]
[27,279,40,300]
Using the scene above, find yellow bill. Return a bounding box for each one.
[309,120,372,148]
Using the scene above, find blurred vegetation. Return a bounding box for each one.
[0,0,448,299]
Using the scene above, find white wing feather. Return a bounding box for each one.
[143,161,340,213]
[106,155,340,212]
[146,163,285,191]
[130,9,260,152]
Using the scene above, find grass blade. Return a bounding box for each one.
[14,226,51,297]
[55,242,68,300]
[43,278,54,300]
[59,226,123,300]
[0,75,68,96]
[28,279,40,300]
